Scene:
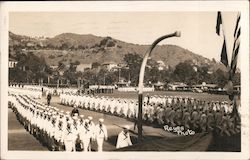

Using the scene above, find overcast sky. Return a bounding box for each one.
[9,12,239,63]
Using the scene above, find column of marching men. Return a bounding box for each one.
[8,93,108,152]
[9,86,42,99]
[10,84,79,96]
[60,93,241,136]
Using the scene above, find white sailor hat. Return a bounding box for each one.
[80,115,84,118]
[85,119,90,123]
[68,120,73,124]
[124,125,130,130]
[73,113,78,116]
[60,110,64,113]
[88,116,93,120]
[99,118,104,122]
[66,111,70,115]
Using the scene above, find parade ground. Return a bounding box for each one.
[8,91,230,151]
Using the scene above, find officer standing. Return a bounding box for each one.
[94,118,108,152]
[47,93,52,106]
[116,125,132,149]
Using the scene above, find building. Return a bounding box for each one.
[193,66,198,72]
[50,65,59,70]
[167,82,189,91]
[156,61,168,71]
[9,58,18,68]
[102,61,118,71]
[76,63,92,72]
[192,84,218,91]
[154,81,165,90]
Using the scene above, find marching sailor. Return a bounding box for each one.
[79,119,92,152]
[95,118,108,152]
[87,116,95,151]
[63,121,76,152]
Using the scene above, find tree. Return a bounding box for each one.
[211,68,228,87]
[123,53,143,86]
[10,52,50,83]
[145,66,160,84]
[73,60,80,65]
[174,61,197,85]
[92,62,101,69]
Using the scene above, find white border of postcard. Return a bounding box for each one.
[0,1,249,160]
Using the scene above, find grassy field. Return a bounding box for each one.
[97,90,231,102]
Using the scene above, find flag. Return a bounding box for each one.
[221,39,228,67]
[216,11,222,35]
[230,13,241,79]
[216,11,228,67]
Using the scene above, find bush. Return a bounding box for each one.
[48,55,55,59]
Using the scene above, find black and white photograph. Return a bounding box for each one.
[0,1,249,160]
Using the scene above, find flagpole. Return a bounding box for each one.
[137,31,181,142]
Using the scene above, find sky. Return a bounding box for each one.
[9,12,240,63]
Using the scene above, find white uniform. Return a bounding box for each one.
[79,124,92,151]
[95,124,108,152]
[116,131,132,149]
[63,124,76,152]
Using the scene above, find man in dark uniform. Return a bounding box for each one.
[206,110,215,132]
[214,110,223,132]
[182,108,191,129]
[47,93,52,106]
[168,107,176,127]
[190,108,199,131]
[174,107,182,126]
[71,106,80,117]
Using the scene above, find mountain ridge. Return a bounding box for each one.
[9,31,225,71]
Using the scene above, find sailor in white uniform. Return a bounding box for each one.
[87,116,95,151]
[63,121,76,152]
[94,118,108,152]
[116,125,132,149]
[79,119,92,152]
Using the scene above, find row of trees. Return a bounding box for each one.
[9,52,240,88]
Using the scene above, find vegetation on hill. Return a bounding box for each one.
[8,32,240,86]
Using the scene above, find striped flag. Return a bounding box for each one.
[216,11,222,35]
[230,13,241,79]
[221,39,228,67]
[216,11,228,67]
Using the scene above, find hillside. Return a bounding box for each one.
[9,31,224,70]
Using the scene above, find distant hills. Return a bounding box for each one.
[9,31,225,71]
